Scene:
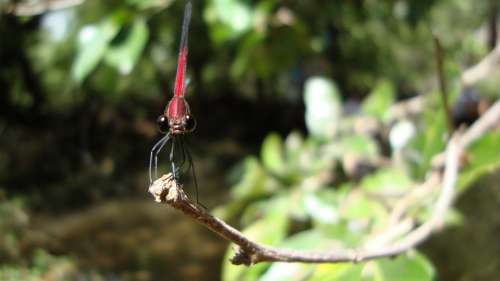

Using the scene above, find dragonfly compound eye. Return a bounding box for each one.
[185,114,196,132]
[157,115,170,133]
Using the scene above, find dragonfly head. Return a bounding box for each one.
[157,113,196,135]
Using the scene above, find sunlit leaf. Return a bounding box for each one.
[104,18,149,75]
[72,13,124,82]
[389,120,417,151]
[259,263,313,281]
[126,0,173,10]
[206,0,254,41]
[309,263,362,281]
[459,132,500,191]
[361,168,413,193]
[310,252,434,281]
[259,230,343,281]
[367,252,435,281]
[409,102,447,178]
[341,192,388,229]
[222,197,289,281]
[261,133,285,174]
[231,157,269,200]
[339,135,379,160]
[362,80,395,121]
[285,131,304,162]
[302,191,339,225]
[304,77,342,139]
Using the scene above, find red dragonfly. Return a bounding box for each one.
[149,2,198,198]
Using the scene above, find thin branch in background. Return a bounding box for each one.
[4,0,85,16]
[432,33,454,136]
[488,0,498,50]
[148,101,500,265]
[462,43,500,86]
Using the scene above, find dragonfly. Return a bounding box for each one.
[149,2,199,202]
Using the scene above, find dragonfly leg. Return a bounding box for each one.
[149,133,171,185]
[178,135,188,174]
[184,137,205,209]
[169,136,179,182]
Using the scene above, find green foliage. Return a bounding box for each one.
[362,80,395,121]
[459,132,500,191]
[217,77,499,280]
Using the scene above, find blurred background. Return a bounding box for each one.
[0,0,499,280]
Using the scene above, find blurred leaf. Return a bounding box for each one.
[222,197,289,281]
[361,168,413,193]
[72,13,125,82]
[214,156,274,219]
[206,0,254,41]
[341,192,387,229]
[309,252,433,281]
[362,80,395,120]
[366,252,435,281]
[304,77,342,139]
[104,18,149,75]
[126,0,173,10]
[231,157,269,200]
[339,135,379,160]
[261,133,286,175]
[409,102,447,178]
[302,190,339,225]
[284,131,304,162]
[259,230,342,281]
[259,263,313,281]
[389,120,417,151]
[309,263,362,281]
[281,229,340,250]
[459,132,500,191]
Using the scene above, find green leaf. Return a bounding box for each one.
[341,192,388,229]
[362,80,395,120]
[309,253,434,281]
[284,131,304,162]
[222,197,289,281]
[366,252,435,281]
[361,168,413,194]
[339,135,379,160]
[259,230,343,281]
[207,0,254,39]
[302,191,339,225]
[459,132,500,191]
[231,157,269,200]
[304,77,342,139]
[126,0,173,10]
[72,13,124,82]
[259,263,313,281]
[104,18,149,75]
[261,133,285,174]
[309,263,363,281]
[409,103,447,178]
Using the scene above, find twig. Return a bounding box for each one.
[461,43,500,86]
[148,101,499,265]
[460,100,500,147]
[432,34,454,135]
[4,0,85,16]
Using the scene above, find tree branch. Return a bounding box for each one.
[148,101,499,265]
[4,0,85,16]
[461,43,500,87]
